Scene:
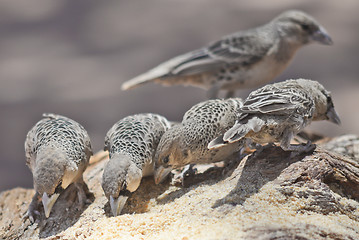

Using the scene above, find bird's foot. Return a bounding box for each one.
[173,164,197,186]
[252,143,275,157]
[286,141,316,158]
[61,181,90,210]
[23,208,41,224]
[23,193,41,224]
[74,182,90,209]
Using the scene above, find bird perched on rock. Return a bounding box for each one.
[25,113,92,222]
[121,10,333,98]
[102,113,171,216]
[154,98,244,184]
[208,79,341,155]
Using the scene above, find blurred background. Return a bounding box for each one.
[0,0,358,191]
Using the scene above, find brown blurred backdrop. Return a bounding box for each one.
[0,0,358,191]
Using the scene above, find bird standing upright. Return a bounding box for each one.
[25,113,92,222]
[121,10,333,98]
[154,98,244,184]
[102,113,171,216]
[208,79,341,154]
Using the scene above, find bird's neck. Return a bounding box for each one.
[36,144,67,164]
[275,39,301,63]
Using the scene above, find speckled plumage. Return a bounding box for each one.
[154,98,244,184]
[122,10,332,98]
[209,79,341,153]
[25,114,92,169]
[25,113,92,222]
[102,113,171,216]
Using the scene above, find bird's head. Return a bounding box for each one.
[297,79,341,125]
[274,10,333,46]
[101,153,142,216]
[33,147,67,218]
[154,125,190,184]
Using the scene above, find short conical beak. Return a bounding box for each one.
[110,195,128,217]
[311,27,333,45]
[154,166,172,185]
[42,193,60,218]
[326,107,341,125]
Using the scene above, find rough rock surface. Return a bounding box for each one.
[1,135,359,239]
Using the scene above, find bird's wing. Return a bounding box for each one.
[104,124,116,152]
[239,84,314,118]
[24,126,37,171]
[104,114,170,166]
[81,127,93,163]
[182,99,241,129]
[171,33,273,76]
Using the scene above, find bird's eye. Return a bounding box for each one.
[163,156,169,164]
[301,24,310,31]
[326,96,334,108]
[326,96,332,103]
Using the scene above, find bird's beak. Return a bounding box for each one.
[42,192,60,218]
[110,195,128,217]
[311,27,333,45]
[326,107,341,125]
[154,166,172,184]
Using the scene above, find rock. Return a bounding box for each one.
[323,134,359,160]
[1,135,359,239]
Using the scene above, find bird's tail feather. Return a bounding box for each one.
[222,117,265,144]
[222,123,250,144]
[209,117,265,149]
[121,52,194,90]
[208,134,227,149]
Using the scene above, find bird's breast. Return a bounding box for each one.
[248,121,286,144]
[142,160,154,177]
[62,161,86,189]
[220,55,292,90]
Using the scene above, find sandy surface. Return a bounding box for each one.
[0,0,358,191]
[1,137,359,239]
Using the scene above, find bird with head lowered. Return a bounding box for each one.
[102,113,171,216]
[24,113,92,223]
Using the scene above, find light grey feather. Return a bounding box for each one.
[210,79,340,153]
[121,10,332,98]
[104,113,171,169]
[25,113,92,171]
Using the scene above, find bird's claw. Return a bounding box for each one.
[289,141,316,158]
[252,143,275,157]
[173,165,197,186]
[180,165,197,186]
[23,209,41,224]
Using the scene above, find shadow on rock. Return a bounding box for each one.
[37,183,94,238]
[103,176,171,217]
[243,223,353,240]
[156,151,244,205]
[180,152,244,187]
[213,146,312,208]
